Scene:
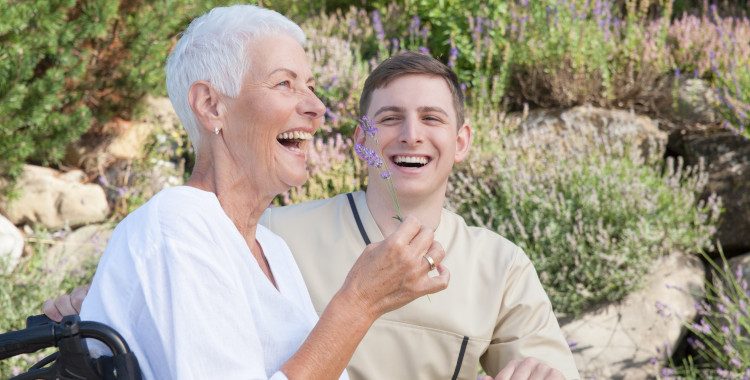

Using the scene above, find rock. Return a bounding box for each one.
[560,254,705,379]
[0,214,24,274]
[63,96,180,176]
[668,127,750,253]
[727,252,750,284]
[673,78,718,124]
[1,165,110,230]
[42,224,113,283]
[511,105,669,161]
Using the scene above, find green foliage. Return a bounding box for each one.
[447,112,721,315]
[658,248,750,379]
[0,0,228,192]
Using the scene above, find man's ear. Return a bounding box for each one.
[353,123,366,146]
[189,80,223,134]
[454,123,472,163]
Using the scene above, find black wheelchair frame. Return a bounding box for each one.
[0,314,142,380]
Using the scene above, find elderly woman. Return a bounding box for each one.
[76,5,449,379]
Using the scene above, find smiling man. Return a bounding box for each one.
[260,52,579,380]
[45,51,579,379]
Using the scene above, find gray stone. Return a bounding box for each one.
[1,165,110,230]
[512,105,669,161]
[668,127,750,253]
[42,224,113,283]
[560,254,705,379]
[674,78,718,124]
[0,214,24,274]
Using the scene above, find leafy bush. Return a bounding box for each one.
[447,111,721,315]
[0,0,224,193]
[500,0,675,111]
[657,248,750,379]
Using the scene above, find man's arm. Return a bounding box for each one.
[481,249,580,379]
[43,284,89,321]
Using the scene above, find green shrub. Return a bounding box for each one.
[0,0,226,193]
[447,112,721,316]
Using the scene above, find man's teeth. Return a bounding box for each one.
[277,131,313,140]
[393,156,428,165]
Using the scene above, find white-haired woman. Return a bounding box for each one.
[72,5,449,379]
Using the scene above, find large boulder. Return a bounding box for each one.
[668,127,750,253]
[560,254,705,379]
[1,165,109,230]
[512,105,669,161]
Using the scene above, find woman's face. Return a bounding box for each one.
[219,33,325,196]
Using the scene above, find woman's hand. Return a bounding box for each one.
[281,215,449,379]
[340,215,450,320]
[42,284,90,322]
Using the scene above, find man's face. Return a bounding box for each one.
[359,74,471,204]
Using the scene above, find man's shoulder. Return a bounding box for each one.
[439,208,517,246]
[261,192,357,227]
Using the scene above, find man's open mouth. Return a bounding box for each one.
[392,155,429,168]
[277,131,313,153]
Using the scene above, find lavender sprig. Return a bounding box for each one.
[356,116,403,222]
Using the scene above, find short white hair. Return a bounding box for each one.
[165,5,306,152]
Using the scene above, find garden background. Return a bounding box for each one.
[1,0,749,378]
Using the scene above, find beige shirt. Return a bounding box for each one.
[261,191,580,380]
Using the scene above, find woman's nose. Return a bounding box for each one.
[300,91,326,119]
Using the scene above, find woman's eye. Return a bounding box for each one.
[308,86,316,93]
[277,80,290,87]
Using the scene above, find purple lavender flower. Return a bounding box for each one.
[360,115,378,137]
[372,10,384,43]
[355,144,383,168]
[355,116,402,221]
[98,175,109,187]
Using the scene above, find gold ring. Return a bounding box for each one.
[423,254,436,271]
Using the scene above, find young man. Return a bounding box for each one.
[45,52,579,379]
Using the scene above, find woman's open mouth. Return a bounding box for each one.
[276,131,313,153]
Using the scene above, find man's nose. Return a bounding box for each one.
[399,117,424,145]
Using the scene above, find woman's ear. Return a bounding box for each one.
[454,123,472,163]
[189,80,223,134]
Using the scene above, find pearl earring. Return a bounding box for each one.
[215,127,219,135]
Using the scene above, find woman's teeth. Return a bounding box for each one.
[277,131,313,152]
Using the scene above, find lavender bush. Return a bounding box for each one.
[657,249,750,378]
[447,109,721,315]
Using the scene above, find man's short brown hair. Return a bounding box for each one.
[359,51,465,127]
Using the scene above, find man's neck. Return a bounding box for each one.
[364,187,446,237]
